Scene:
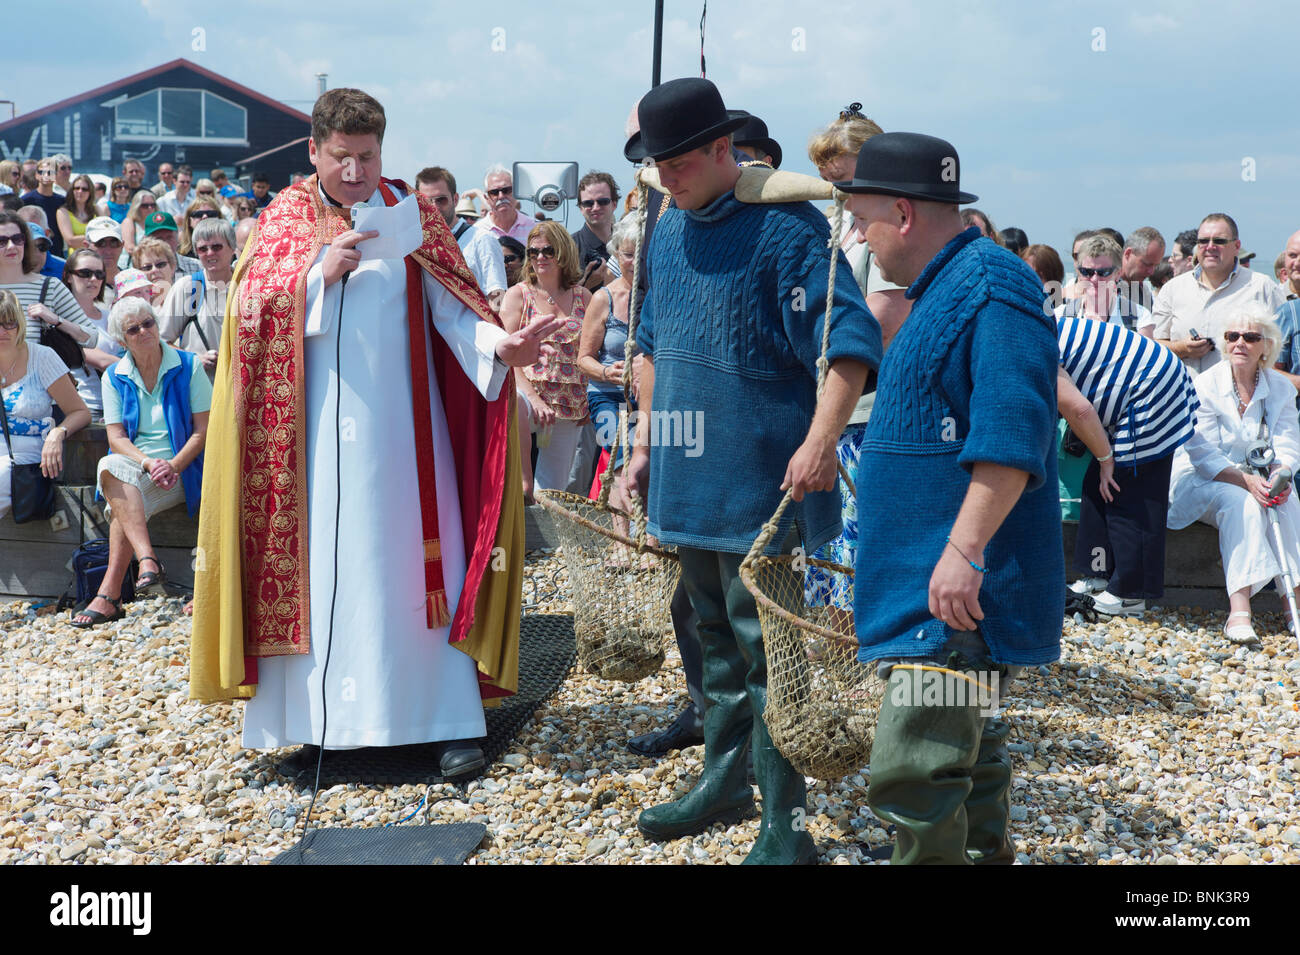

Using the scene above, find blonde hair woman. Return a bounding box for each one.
[0,289,90,521]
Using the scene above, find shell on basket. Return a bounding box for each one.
[743,554,885,780]
[535,489,680,682]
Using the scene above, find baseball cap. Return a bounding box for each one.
[114,268,154,298]
[143,211,178,236]
[85,216,122,243]
[25,222,51,250]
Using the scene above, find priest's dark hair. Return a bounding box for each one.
[312,88,387,146]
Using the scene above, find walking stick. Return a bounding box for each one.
[1246,443,1300,647]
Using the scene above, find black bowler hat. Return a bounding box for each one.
[834,131,978,204]
[728,110,782,169]
[624,78,749,163]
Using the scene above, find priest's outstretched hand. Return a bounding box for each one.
[495,315,564,367]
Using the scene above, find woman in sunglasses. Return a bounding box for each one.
[0,211,98,347]
[121,190,158,260]
[177,197,225,257]
[72,296,210,627]
[499,221,590,499]
[56,174,98,253]
[1054,234,1153,335]
[1168,305,1300,644]
[101,177,134,223]
[131,238,178,307]
[191,178,236,223]
[61,250,125,419]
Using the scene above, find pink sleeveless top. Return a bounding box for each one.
[520,283,588,420]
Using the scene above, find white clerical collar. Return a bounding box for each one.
[316,181,382,210]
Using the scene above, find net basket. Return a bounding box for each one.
[535,489,680,682]
[741,554,885,780]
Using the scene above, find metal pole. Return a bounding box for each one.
[652,0,664,87]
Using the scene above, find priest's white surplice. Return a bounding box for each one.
[242,187,508,749]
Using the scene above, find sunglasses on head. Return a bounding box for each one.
[527,246,557,260]
[1197,236,1232,246]
[840,101,865,121]
[1077,266,1116,278]
[1224,331,1263,343]
[487,186,513,198]
[579,197,612,209]
[70,268,105,280]
[0,233,26,247]
[123,317,157,336]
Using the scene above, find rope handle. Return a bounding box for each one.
[596,173,652,552]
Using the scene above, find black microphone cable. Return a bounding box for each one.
[295,267,349,847]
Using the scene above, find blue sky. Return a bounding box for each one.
[5,0,1297,265]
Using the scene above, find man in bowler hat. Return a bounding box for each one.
[625,77,881,864]
[837,132,1063,864]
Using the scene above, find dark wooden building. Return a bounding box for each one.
[0,58,312,191]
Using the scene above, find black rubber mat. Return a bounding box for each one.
[272,822,487,865]
[275,613,576,787]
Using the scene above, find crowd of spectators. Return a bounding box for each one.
[4,130,1300,647]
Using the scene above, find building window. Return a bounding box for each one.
[113,88,248,145]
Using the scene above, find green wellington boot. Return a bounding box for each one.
[965,718,1015,864]
[743,715,818,865]
[638,586,757,840]
[867,668,986,865]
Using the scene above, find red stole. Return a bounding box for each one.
[232,175,509,674]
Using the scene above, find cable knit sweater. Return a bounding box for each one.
[636,190,881,554]
[854,228,1064,664]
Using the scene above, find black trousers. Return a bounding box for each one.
[1076,452,1173,599]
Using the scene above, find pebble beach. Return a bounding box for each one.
[3,549,1300,865]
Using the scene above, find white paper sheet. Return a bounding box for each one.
[350,194,423,261]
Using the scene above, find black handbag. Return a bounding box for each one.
[0,386,57,523]
[35,277,85,371]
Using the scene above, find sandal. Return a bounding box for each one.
[70,594,124,629]
[1224,611,1259,645]
[136,556,167,593]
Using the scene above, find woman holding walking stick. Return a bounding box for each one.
[1168,304,1300,644]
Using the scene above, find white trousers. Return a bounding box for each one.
[1184,480,1300,596]
[524,406,584,493]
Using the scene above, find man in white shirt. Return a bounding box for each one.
[1153,213,1287,374]
[415,165,507,310]
[157,165,194,220]
[474,164,534,244]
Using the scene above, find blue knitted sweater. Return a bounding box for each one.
[636,191,881,554]
[854,228,1064,665]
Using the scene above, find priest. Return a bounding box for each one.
[189,88,560,779]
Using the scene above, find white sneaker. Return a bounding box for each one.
[1091,591,1146,616]
[1069,577,1109,595]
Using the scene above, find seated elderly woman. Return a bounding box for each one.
[1168,304,1300,644]
[71,296,210,628]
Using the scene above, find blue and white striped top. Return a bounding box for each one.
[1058,315,1199,465]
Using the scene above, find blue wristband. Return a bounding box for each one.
[946,536,987,574]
